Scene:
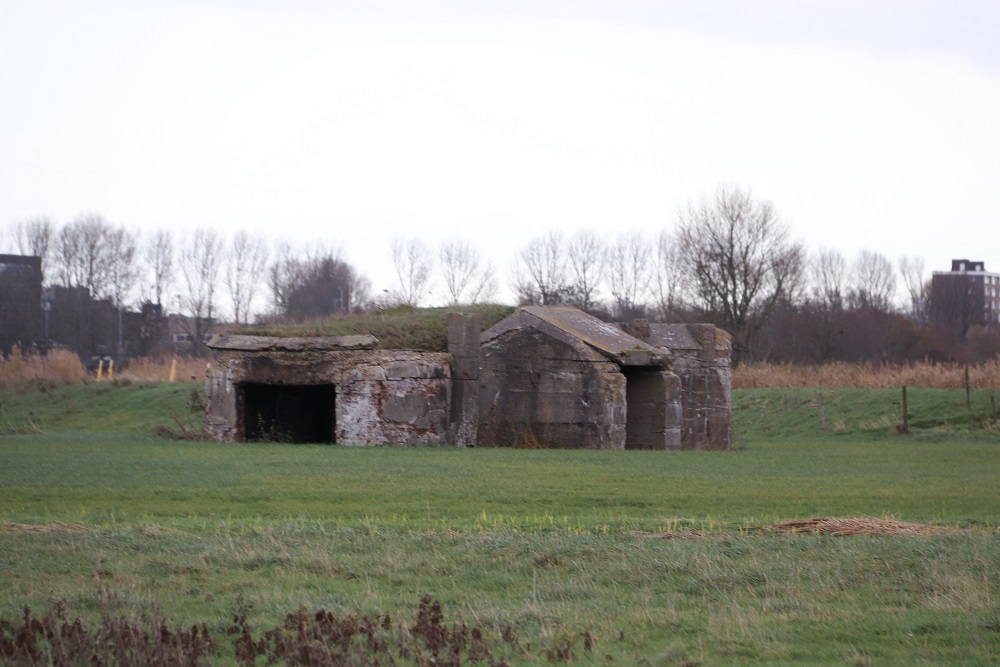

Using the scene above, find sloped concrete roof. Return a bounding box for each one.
[645,324,701,351]
[481,306,664,366]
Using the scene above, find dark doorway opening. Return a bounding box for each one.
[623,367,668,450]
[241,383,336,443]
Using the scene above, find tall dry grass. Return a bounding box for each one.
[0,349,211,390]
[0,346,86,390]
[733,360,1000,389]
[118,357,211,383]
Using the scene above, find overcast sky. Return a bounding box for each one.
[2,0,998,309]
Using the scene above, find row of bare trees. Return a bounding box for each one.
[4,184,989,363]
[503,186,950,363]
[3,217,356,353]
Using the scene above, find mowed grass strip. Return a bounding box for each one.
[2,435,999,530]
[2,382,1000,664]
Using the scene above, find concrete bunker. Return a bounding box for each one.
[205,307,731,450]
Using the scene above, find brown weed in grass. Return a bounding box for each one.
[733,360,1000,389]
[0,602,216,666]
[0,522,86,534]
[2,596,526,667]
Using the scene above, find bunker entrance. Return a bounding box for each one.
[623,367,669,450]
[241,383,336,443]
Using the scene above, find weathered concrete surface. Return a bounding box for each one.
[338,356,450,446]
[622,321,733,450]
[447,313,481,447]
[205,367,236,441]
[209,334,378,352]
[206,345,451,445]
[623,368,682,450]
[485,306,666,366]
[478,325,627,449]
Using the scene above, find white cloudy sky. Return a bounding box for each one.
[1,0,998,308]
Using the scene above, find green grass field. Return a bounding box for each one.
[1,381,999,665]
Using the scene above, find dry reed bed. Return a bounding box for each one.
[4,349,1000,390]
[733,360,1000,389]
[0,347,86,389]
[0,349,210,390]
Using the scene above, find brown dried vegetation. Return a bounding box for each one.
[0,346,86,390]
[1,595,595,666]
[733,360,1000,389]
[763,517,960,537]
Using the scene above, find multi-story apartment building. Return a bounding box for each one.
[930,259,1000,333]
[0,254,43,354]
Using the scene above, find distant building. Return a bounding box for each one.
[0,254,43,354]
[930,259,1000,334]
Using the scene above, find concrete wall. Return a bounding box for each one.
[623,368,682,450]
[637,323,732,450]
[477,327,627,449]
[207,348,451,445]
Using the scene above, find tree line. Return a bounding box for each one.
[3,185,995,363]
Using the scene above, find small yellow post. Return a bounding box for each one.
[96,359,104,380]
[108,359,114,381]
[169,359,177,382]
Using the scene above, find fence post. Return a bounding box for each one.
[965,366,971,411]
[820,393,826,432]
[901,386,909,435]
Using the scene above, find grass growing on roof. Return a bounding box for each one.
[235,303,516,351]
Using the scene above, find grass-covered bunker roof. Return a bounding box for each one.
[233,304,516,352]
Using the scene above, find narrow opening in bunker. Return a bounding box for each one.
[622,367,666,450]
[241,383,336,443]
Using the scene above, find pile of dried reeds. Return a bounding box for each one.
[764,517,958,536]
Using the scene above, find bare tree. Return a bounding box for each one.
[10,217,54,282]
[54,213,115,298]
[675,185,805,363]
[810,248,848,311]
[179,229,223,354]
[652,229,687,321]
[898,255,928,323]
[565,229,605,311]
[510,231,567,306]
[849,250,896,312]
[143,229,175,309]
[267,241,298,315]
[439,239,497,305]
[225,231,269,325]
[390,237,433,306]
[106,227,139,352]
[605,231,652,318]
[266,244,368,320]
